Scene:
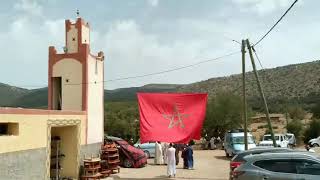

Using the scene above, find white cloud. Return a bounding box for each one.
[232,0,298,15]
[147,0,159,7]
[93,19,239,89]
[14,0,43,16]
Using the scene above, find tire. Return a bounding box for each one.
[312,143,319,147]
[123,159,133,168]
[144,151,150,159]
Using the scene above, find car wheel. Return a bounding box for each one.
[123,159,133,168]
[144,151,150,159]
[313,143,319,147]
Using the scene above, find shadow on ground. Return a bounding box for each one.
[214,155,231,161]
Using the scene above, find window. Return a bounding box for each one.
[295,160,320,175]
[232,136,255,144]
[254,160,297,174]
[0,123,19,136]
[263,135,280,141]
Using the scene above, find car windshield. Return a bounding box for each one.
[232,136,255,144]
[286,135,293,139]
[263,135,280,141]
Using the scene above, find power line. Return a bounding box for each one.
[104,51,240,83]
[253,0,299,47]
[13,50,240,88]
[251,46,264,70]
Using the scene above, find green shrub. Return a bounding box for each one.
[287,119,303,139]
[303,119,320,143]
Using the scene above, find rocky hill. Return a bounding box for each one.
[179,60,320,105]
[0,83,30,106]
[1,60,320,108]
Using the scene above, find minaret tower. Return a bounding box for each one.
[48,17,105,146]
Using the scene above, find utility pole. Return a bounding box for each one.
[246,39,277,147]
[242,40,248,150]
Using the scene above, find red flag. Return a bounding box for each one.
[137,93,208,144]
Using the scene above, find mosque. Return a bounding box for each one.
[0,17,104,179]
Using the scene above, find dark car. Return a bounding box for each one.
[230,147,293,179]
[233,152,320,180]
[105,136,147,168]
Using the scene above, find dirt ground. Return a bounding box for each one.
[105,150,230,180]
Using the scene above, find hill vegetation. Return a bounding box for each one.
[1,60,320,141]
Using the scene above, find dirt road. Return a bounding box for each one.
[105,150,230,180]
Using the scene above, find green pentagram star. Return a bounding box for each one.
[162,104,189,129]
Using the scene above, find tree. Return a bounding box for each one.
[288,105,306,120]
[286,119,303,141]
[303,119,320,143]
[311,102,320,119]
[204,91,251,137]
[104,101,140,141]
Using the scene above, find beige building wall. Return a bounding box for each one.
[81,25,90,44]
[0,113,86,154]
[66,25,78,53]
[87,55,104,144]
[52,58,83,111]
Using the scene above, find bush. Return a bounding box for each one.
[287,119,303,139]
[303,119,320,143]
[288,106,306,120]
[311,103,320,119]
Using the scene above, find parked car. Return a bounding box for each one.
[233,152,320,180]
[259,134,289,148]
[105,136,147,168]
[229,147,293,179]
[309,136,320,147]
[286,133,296,148]
[224,129,257,157]
[134,139,156,158]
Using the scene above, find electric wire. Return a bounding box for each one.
[104,51,240,83]
[7,50,241,88]
[253,0,299,47]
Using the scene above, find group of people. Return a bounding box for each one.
[154,141,194,178]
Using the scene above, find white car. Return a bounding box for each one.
[259,134,289,148]
[309,136,320,147]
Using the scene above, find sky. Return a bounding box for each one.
[0,0,319,90]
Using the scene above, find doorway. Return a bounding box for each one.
[50,125,79,179]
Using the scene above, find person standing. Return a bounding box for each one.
[162,142,169,165]
[166,143,176,178]
[185,143,194,169]
[210,137,216,150]
[181,145,188,169]
[154,141,164,165]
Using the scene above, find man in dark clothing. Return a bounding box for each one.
[173,144,180,165]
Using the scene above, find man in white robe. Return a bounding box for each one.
[154,141,164,165]
[210,137,216,150]
[162,142,169,164]
[166,143,176,178]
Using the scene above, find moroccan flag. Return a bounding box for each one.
[137,93,208,144]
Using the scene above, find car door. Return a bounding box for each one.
[295,159,320,180]
[254,159,298,180]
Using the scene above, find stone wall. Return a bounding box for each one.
[0,148,47,180]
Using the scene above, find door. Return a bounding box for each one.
[254,159,298,180]
[295,159,320,180]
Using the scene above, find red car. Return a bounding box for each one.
[105,136,147,168]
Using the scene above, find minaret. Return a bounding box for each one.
[48,17,105,145]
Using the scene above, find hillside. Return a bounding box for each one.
[179,60,320,108]
[0,83,30,106]
[105,84,181,102]
[0,84,181,108]
[1,60,320,108]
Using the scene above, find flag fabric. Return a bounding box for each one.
[137,93,208,144]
